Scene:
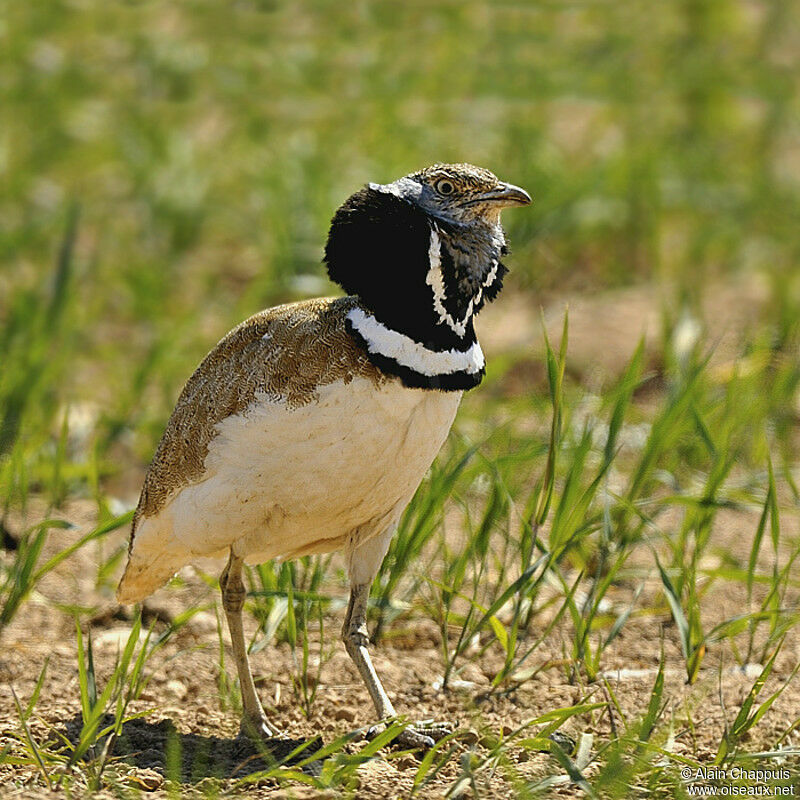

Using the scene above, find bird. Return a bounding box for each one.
[116,163,531,748]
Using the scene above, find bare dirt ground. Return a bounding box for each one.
[2,500,800,799]
[2,278,799,798]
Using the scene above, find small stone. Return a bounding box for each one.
[125,769,163,791]
[187,611,218,633]
[94,627,143,650]
[166,679,187,700]
[458,729,480,745]
[334,706,356,722]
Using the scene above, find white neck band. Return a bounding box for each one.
[347,307,484,377]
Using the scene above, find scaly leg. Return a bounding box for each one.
[220,551,279,739]
[343,527,452,748]
[341,582,396,720]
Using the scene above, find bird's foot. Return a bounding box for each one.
[368,718,454,749]
[238,714,282,741]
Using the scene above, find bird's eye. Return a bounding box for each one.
[435,179,455,196]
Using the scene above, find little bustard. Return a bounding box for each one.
[117,163,531,747]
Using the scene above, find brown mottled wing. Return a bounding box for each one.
[133,296,385,530]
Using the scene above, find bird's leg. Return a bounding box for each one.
[342,581,451,749]
[220,551,278,739]
[342,582,396,719]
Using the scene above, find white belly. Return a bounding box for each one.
[133,378,461,569]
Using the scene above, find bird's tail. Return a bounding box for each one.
[116,553,180,604]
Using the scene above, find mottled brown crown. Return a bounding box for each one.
[411,163,506,196]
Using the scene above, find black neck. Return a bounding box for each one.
[324,187,506,390]
[325,187,474,351]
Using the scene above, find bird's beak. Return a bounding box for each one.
[469,182,532,207]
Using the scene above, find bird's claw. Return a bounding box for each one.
[368,719,454,749]
[238,716,282,741]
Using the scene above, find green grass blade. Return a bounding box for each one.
[548,737,598,800]
[33,511,133,583]
[604,338,645,467]
[638,642,666,744]
[10,684,51,788]
[654,554,692,666]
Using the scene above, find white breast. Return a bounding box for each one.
[126,378,461,585]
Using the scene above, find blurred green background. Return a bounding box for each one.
[2,0,799,507]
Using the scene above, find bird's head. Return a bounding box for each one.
[372,163,531,227]
[325,163,530,389]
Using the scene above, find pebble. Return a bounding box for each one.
[333,706,356,722]
[395,755,419,770]
[125,769,163,791]
[458,729,480,745]
[166,679,187,700]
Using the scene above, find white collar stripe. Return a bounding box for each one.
[347,307,484,377]
[482,260,499,290]
[425,228,473,338]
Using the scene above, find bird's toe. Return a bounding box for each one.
[396,727,436,749]
[368,718,455,750]
[238,715,282,741]
[414,719,453,738]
